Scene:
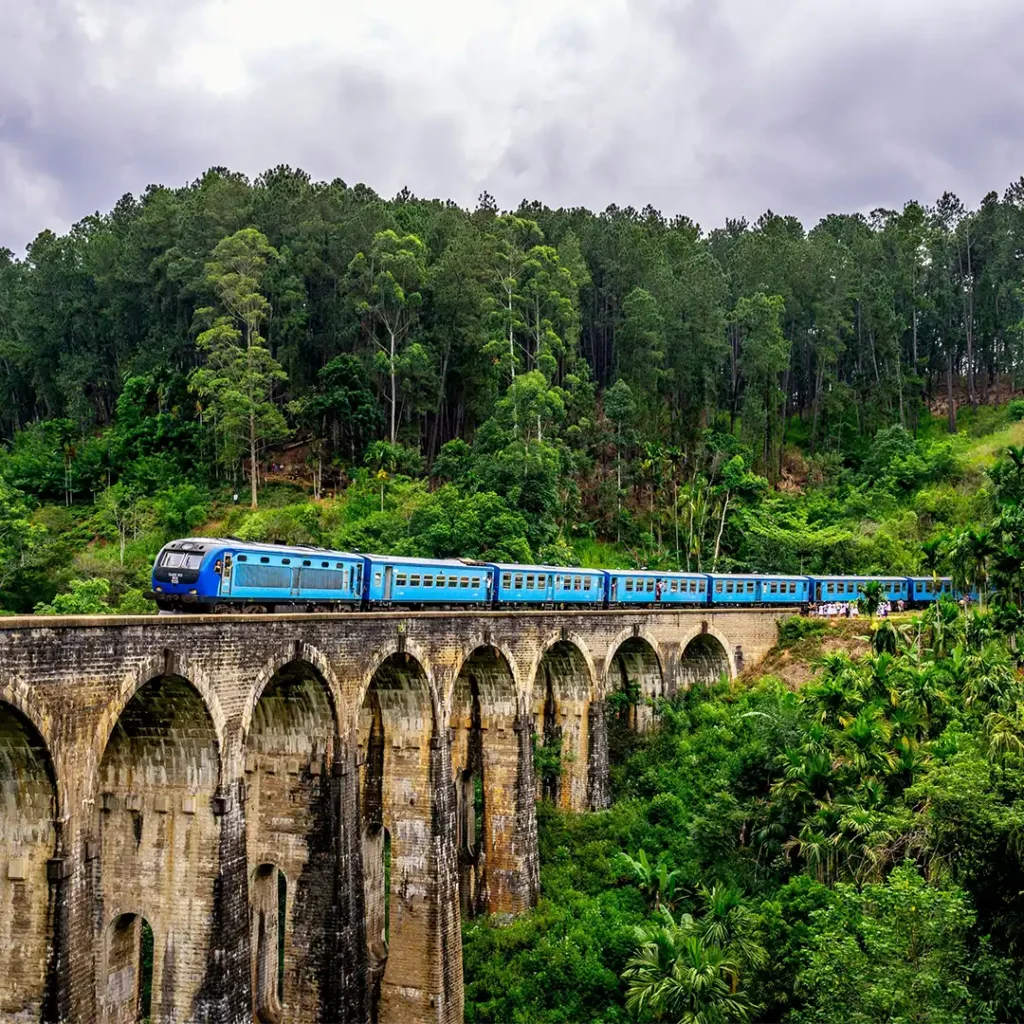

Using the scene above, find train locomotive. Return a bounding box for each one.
[148,537,967,614]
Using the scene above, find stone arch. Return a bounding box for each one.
[678,630,733,687]
[445,638,522,709]
[97,652,227,781]
[606,634,664,735]
[529,638,595,812]
[96,673,221,1024]
[357,638,437,729]
[449,646,533,917]
[241,641,344,750]
[0,700,58,1022]
[245,657,339,1023]
[359,651,458,1023]
[98,912,154,1024]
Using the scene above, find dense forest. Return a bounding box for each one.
[6,168,1024,1020]
[4,166,1024,612]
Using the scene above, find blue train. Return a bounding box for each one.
[147,537,967,613]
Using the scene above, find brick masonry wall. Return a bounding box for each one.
[0,607,787,1024]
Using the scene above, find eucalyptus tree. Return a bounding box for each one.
[190,228,289,508]
[349,229,428,444]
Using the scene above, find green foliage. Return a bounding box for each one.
[789,867,992,1024]
[465,599,1024,1022]
[777,616,827,647]
[35,577,114,615]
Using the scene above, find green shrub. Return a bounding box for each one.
[777,616,827,647]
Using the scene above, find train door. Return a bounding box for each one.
[290,565,302,598]
[383,565,394,601]
[221,554,234,596]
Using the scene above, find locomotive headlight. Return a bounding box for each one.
[189,589,197,595]
[155,587,163,593]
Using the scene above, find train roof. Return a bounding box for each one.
[809,574,909,581]
[706,573,809,581]
[160,538,363,559]
[361,554,487,569]
[606,568,707,577]
[488,562,604,574]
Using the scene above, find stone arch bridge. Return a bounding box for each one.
[0,606,786,1024]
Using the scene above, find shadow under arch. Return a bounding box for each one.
[96,672,221,1024]
[0,700,59,1022]
[245,657,341,1022]
[679,631,732,687]
[358,650,456,1024]
[606,635,664,735]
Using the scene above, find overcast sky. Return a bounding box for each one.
[3,0,1024,252]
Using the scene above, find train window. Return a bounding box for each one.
[525,575,534,589]
[410,575,420,587]
[573,576,581,590]
[747,582,755,593]
[449,576,459,588]
[437,575,446,587]
[502,573,511,588]
[282,558,291,565]
[514,574,523,588]
[336,562,343,569]
[374,572,382,586]
[715,581,723,593]
[789,582,796,593]
[644,579,653,592]
[261,556,270,564]
[461,577,470,588]
[396,574,407,586]
[303,560,311,567]
[625,579,633,592]
[321,561,329,568]
[162,552,184,568]
[238,555,247,562]
[423,575,433,587]
[725,581,734,593]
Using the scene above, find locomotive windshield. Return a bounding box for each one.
[160,551,204,570]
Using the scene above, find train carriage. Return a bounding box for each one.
[707,574,809,606]
[606,570,709,606]
[489,564,605,606]
[810,576,909,605]
[908,576,957,604]
[362,555,492,606]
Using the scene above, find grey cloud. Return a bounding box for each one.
[4,0,1024,251]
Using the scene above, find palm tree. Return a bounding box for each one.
[984,705,1024,766]
[948,526,993,607]
[624,909,759,1024]
[860,579,884,617]
[619,849,682,910]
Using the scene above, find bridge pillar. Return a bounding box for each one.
[586,699,610,810]
[359,653,462,1024]
[450,648,530,916]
